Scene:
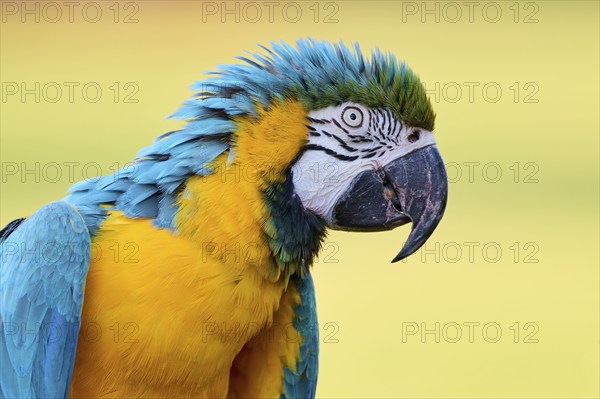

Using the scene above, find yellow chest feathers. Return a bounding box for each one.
[70,210,285,396]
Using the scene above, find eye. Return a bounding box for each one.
[407,129,420,143]
[341,106,364,128]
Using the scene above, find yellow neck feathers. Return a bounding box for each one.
[174,99,310,282]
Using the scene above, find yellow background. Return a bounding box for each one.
[1,1,598,397]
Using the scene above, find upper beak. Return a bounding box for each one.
[330,144,448,262]
[384,145,448,262]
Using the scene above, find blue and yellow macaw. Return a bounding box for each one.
[0,39,448,398]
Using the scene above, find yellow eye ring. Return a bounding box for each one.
[341,106,363,128]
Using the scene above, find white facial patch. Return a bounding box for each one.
[291,102,437,223]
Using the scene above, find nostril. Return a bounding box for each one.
[407,130,420,143]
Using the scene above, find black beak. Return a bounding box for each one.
[331,145,448,262]
[384,145,448,262]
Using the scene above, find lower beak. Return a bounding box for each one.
[384,145,448,262]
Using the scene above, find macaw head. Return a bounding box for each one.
[293,101,447,262]
[168,39,447,267]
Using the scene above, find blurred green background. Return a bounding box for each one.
[1,1,598,397]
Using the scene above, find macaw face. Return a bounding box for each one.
[292,102,448,262]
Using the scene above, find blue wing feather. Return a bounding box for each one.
[0,201,91,399]
[282,274,319,399]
